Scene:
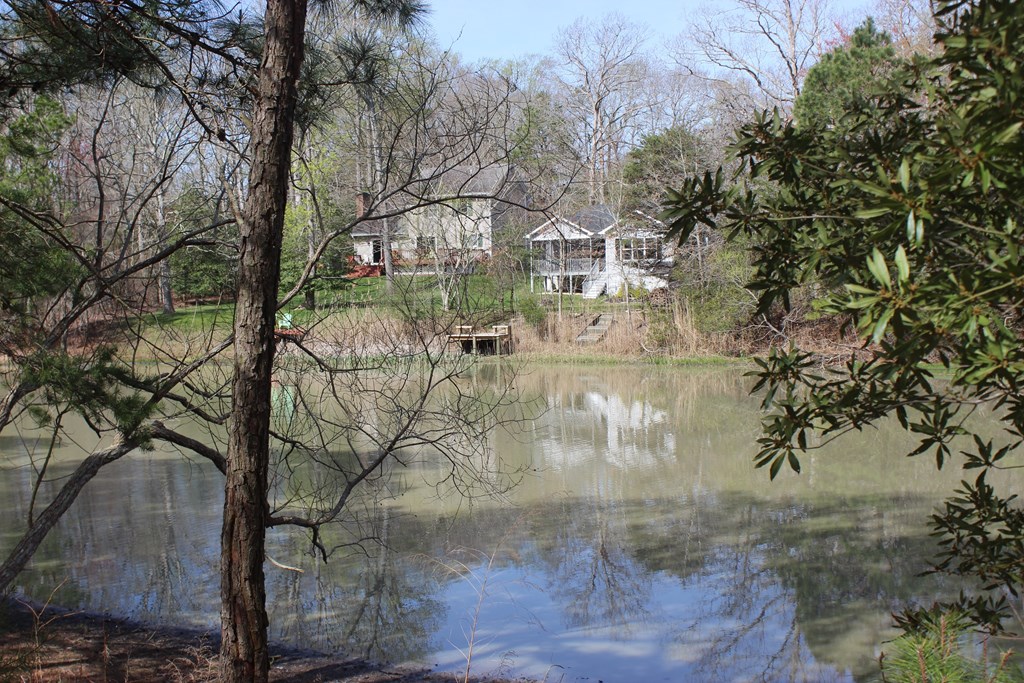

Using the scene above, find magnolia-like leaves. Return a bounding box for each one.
[662,0,1024,632]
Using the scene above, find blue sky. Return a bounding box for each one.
[424,0,875,64]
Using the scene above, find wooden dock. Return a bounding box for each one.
[448,324,513,355]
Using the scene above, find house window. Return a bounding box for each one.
[618,236,662,263]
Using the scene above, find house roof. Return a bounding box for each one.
[574,205,618,234]
[526,205,621,240]
[527,206,670,241]
[351,222,381,238]
[604,209,668,236]
[412,164,518,198]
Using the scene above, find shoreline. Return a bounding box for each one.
[0,596,532,682]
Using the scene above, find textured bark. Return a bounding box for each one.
[219,1,307,682]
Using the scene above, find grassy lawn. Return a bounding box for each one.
[147,274,659,341]
[147,303,235,332]
[324,273,516,312]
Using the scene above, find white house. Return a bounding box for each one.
[527,205,673,298]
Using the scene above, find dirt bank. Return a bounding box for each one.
[0,597,531,682]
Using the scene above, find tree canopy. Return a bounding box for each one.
[664,0,1024,632]
[622,125,704,213]
[793,17,903,130]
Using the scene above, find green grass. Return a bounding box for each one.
[315,274,519,319]
[148,303,235,332]
[146,275,521,336]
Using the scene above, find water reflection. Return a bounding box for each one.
[0,365,1001,682]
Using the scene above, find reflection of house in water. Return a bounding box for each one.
[542,384,675,471]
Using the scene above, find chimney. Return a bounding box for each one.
[356,192,372,219]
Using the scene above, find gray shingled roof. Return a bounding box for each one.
[417,165,513,196]
[568,205,617,233]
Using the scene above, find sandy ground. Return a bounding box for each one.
[0,598,533,683]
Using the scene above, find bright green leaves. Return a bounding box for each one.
[906,210,924,245]
[994,121,1022,145]
[898,158,911,192]
[894,244,910,283]
[838,245,915,344]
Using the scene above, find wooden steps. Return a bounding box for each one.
[575,313,614,344]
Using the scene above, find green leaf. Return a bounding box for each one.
[895,245,910,283]
[847,295,882,309]
[995,121,1022,144]
[845,283,878,295]
[872,307,894,343]
[867,248,892,288]
[855,206,892,219]
[787,451,802,474]
[898,158,910,191]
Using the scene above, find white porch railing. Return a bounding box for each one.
[532,257,603,276]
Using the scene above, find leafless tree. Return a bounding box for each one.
[682,0,836,110]
[555,14,652,205]
[0,81,233,589]
[0,4,538,682]
[871,0,938,57]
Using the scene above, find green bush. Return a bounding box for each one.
[516,293,547,329]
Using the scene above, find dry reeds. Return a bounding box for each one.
[511,299,732,360]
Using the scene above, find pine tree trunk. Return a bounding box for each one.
[220,1,306,681]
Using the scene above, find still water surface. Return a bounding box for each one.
[0,365,985,682]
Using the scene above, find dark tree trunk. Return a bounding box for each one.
[220,1,307,681]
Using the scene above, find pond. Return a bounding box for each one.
[0,364,995,682]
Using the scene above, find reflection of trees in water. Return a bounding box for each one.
[625,492,958,681]
[266,506,443,663]
[680,510,817,682]
[6,455,223,622]
[2,366,992,682]
[534,497,652,632]
[762,496,962,681]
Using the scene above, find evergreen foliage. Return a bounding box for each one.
[0,97,80,322]
[663,0,1024,632]
[23,347,153,440]
[0,0,225,93]
[882,611,1022,683]
[793,18,903,131]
